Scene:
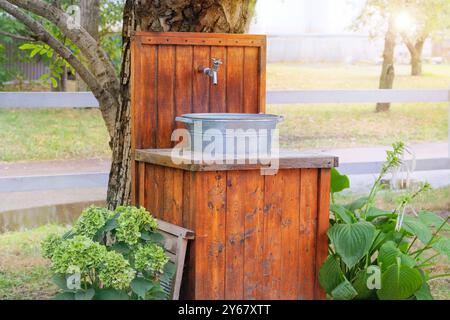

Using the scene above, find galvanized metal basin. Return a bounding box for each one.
[175,113,284,155]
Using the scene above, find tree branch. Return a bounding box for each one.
[0,0,117,138]
[6,0,119,97]
[0,30,35,41]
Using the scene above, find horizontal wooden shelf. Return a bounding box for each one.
[135,149,339,172]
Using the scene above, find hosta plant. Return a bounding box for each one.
[41,206,174,300]
[320,142,449,300]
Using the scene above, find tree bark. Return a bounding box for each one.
[77,0,100,91]
[107,0,256,208]
[410,39,424,76]
[376,17,396,113]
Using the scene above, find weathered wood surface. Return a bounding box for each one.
[136,161,331,300]
[131,32,266,152]
[135,148,338,171]
[131,32,267,207]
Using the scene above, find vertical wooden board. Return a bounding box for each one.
[141,45,158,149]
[314,169,331,299]
[175,46,193,126]
[258,43,267,113]
[144,164,156,215]
[172,168,184,226]
[193,46,210,113]
[209,46,227,112]
[243,47,259,114]
[162,167,174,223]
[157,45,175,148]
[226,47,244,113]
[193,171,226,299]
[152,165,165,219]
[242,171,264,300]
[131,159,139,206]
[298,169,319,300]
[262,172,284,299]
[280,169,301,300]
[225,171,245,299]
[181,171,196,300]
[138,162,146,208]
[133,44,157,150]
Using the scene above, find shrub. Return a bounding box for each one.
[41,206,174,300]
[320,142,449,300]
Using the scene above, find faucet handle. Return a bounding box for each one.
[212,58,223,66]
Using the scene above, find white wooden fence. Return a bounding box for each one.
[0,90,449,192]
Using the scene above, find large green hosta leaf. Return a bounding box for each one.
[328,221,376,269]
[377,264,423,300]
[366,207,395,221]
[331,278,358,300]
[330,204,355,224]
[418,211,450,231]
[378,241,415,272]
[433,237,450,260]
[331,168,350,193]
[319,255,344,294]
[352,268,377,300]
[401,216,432,244]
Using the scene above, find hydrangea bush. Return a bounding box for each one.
[41,206,173,300]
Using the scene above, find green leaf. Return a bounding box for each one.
[131,277,154,299]
[328,221,376,269]
[53,292,75,300]
[94,288,129,300]
[51,274,68,290]
[401,216,432,244]
[75,288,95,300]
[418,212,450,231]
[30,47,40,58]
[331,278,358,300]
[331,168,350,193]
[319,255,344,294]
[330,204,355,224]
[352,267,377,300]
[148,232,165,244]
[366,207,395,221]
[415,272,433,300]
[433,237,450,259]
[140,230,153,241]
[378,241,415,272]
[19,43,35,50]
[50,77,58,88]
[110,242,130,255]
[377,264,423,300]
[345,197,368,212]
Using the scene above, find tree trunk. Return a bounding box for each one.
[107,0,256,209]
[77,0,100,91]
[410,39,424,76]
[376,17,396,113]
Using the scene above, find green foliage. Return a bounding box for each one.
[320,142,450,300]
[115,206,158,245]
[19,42,77,88]
[41,206,172,300]
[135,242,169,275]
[73,206,114,238]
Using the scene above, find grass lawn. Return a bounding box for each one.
[1,63,449,161]
[0,225,66,300]
[0,108,111,162]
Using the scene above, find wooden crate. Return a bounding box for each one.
[135,149,337,300]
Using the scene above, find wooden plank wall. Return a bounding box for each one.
[137,163,330,300]
[131,32,266,205]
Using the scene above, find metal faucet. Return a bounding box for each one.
[199,58,223,85]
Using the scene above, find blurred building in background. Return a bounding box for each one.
[250,0,434,63]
